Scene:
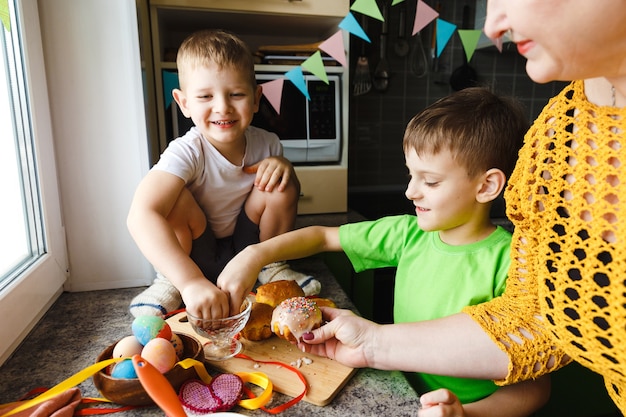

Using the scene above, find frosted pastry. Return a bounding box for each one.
[271,297,322,343]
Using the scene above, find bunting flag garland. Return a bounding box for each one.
[338,12,370,43]
[1,0,10,32]
[349,0,384,21]
[301,51,329,84]
[284,66,310,101]
[435,18,456,57]
[318,30,347,67]
[412,0,438,35]
[162,70,180,109]
[255,0,501,114]
[260,78,285,114]
[457,29,483,62]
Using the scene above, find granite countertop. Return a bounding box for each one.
[0,213,422,416]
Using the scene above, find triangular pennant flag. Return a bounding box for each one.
[284,67,310,100]
[412,0,439,35]
[318,30,347,67]
[301,51,329,84]
[350,0,384,21]
[0,0,10,32]
[391,0,405,5]
[435,19,456,57]
[260,78,284,114]
[339,12,371,43]
[162,70,180,109]
[458,29,482,62]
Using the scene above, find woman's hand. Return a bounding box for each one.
[298,307,379,368]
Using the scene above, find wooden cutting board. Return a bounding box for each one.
[167,311,356,406]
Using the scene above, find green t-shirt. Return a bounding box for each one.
[339,215,511,404]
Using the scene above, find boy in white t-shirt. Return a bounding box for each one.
[127,29,319,319]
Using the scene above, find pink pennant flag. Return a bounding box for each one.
[260,78,284,115]
[318,30,347,67]
[412,0,439,35]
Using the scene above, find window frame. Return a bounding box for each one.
[0,0,68,366]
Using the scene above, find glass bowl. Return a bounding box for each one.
[187,296,252,360]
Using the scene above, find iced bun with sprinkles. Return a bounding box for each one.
[271,296,322,343]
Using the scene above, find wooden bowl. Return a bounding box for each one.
[93,332,204,406]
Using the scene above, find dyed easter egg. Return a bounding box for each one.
[112,335,144,358]
[131,315,172,345]
[170,333,184,358]
[111,358,138,379]
[141,337,177,373]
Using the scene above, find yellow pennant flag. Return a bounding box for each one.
[0,0,10,32]
[350,0,383,21]
[301,51,329,84]
[458,29,483,62]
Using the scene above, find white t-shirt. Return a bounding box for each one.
[152,126,283,238]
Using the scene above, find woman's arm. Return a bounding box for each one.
[302,308,510,380]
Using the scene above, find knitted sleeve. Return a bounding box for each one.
[462,126,572,385]
[462,84,585,384]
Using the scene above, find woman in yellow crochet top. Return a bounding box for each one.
[295,0,626,414]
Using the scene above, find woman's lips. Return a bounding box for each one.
[516,40,533,56]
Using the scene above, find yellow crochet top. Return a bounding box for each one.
[463,80,626,411]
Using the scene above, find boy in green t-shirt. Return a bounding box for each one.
[217,87,550,415]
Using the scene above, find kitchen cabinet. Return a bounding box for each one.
[138,0,350,214]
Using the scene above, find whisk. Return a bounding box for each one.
[353,16,372,96]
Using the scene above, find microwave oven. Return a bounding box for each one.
[167,71,342,165]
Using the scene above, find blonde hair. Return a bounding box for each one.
[403,87,528,179]
[176,29,256,90]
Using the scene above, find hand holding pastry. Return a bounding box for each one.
[298,307,377,369]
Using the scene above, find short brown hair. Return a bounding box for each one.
[403,87,528,179]
[176,29,256,90]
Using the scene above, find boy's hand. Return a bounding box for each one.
[243,156,295,192]
[417,389,465,417]
[180,278,230,320]
[215,250,259,316]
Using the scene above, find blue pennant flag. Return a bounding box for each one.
[284,67,310,100]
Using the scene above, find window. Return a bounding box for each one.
[0,0,45,290]
[0,0,67,365]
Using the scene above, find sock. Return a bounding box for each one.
[129,272,182,317]
[258,261,321,296]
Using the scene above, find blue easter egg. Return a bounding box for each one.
[111,358,138,379]
[131,315,171,345]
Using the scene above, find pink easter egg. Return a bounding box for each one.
[141,337,177,373]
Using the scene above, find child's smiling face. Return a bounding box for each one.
[175,63,262,152]
[404,147,486,242]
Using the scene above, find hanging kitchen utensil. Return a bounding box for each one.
[353,15,372,96]
[373,1,390,92]
[430,2,448,84]
[394,3,410,57]
[409,31,428,77]
[449,3,478,91]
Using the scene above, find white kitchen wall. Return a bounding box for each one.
[37,0,154,290]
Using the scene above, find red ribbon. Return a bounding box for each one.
[235,353,308,414]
